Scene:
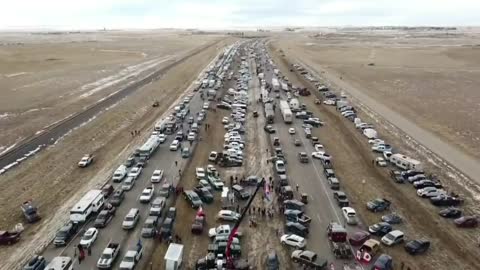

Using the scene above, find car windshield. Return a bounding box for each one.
[123,255,134,262]
[144,222,154,228]
[101,253,112,260]
[56,230,67,237]
[142,190,150,195]
[385,234,396,240]
[125,216,134,221]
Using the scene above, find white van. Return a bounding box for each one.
[112,165,127,183]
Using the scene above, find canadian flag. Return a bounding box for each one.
[196,206,204,217]
[264,180,271,201]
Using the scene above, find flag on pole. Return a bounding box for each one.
[264,179,271,201]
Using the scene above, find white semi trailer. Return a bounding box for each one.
[279,100,293,124]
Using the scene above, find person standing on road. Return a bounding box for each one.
[296,184,299,192]
[175,160,178,167]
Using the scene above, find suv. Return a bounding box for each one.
[298,152,309,163]
[333,191,349,207]
[141,216,159,238]
[232,185,250,200]
[94,206,116,228]
[110,189,125,206]
[160,218,174,240]
[266,250,279,270]
[54,222,78,246]
[193,187,214,203]
[184,190,203,209]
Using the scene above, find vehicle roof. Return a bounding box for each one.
[363,239,380,247]
[387,230,404,237]
[342,207,355,213]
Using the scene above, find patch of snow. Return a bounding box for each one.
[0,143,17,155]
[0,113,11,120]
[5,72,29,78]
[78,55,172,99]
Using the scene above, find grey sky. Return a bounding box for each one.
[0,0,479,30]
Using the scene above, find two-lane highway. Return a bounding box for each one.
[40,75,209,270]
[256,44,367,269]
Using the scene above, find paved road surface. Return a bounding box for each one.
[298,59,480,185]
[257,46,367,269]
[0,39,223,171]
[40,73,209,270]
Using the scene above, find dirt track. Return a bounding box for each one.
[268,41,480,270]
[0,37,234,265]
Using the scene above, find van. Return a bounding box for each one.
[232,185,250,200]
[191,123,199,133]
[112,165,127,182]
[122,208,140,230]
[390,154,422,171]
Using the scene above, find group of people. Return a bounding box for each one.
[75,243,91,264]
[130,130,141,137]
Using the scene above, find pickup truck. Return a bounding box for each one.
[208,225,242,238]
[284,209,312,226]
[0,230,21,245]
[97,242,121,269]
[21,200,41,223]
[119,244,143,270]
[78,154,94,168]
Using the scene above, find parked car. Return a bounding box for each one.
[280,234,306,249]
[298,152,309,163]
[368,222,392,236]
[390,170,405,183]
[122,176,136,191]
[366,198,391,212]
[150,169,164,183]
[266,250,279,270]
[348,230,370,246]
[311,152,331,161]
[23,255,46,270]
[160,218,174,240]
[191,215,206,234]
[94,206,116,228]
[454,216,479,228]
[194,187,214,203]
[139,186,154,203]
[381,230,404,246]
[285,222,309,237]
[78,154,94,167]
[372,254,393,270]
[382,213,403,224]
[438,207,462,218]
[217,210,240,222]
[430,195,464,207]
[79,227,98,248]
[333,191,349,207]
[405,239,430,255]
[110,189,125,206]
[184,190,203,209]
[54,222,78,246]
[275,160,286,174]
[342,207,357,225]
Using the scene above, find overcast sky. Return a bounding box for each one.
[1,0,479,30]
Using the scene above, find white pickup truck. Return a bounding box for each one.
[97,242,120,269]
[119,244,144,270]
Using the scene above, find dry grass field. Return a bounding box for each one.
[0,31,219,152]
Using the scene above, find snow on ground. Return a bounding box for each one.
[0,143,17,155]
[78,55,173,99]
[4,72,29,78]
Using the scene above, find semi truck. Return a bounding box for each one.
[264,103,275,124]
[279,100,293,124]
[272,78,280,92]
